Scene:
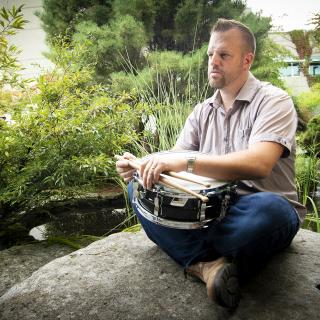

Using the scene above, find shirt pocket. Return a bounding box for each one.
[236,126,252,150]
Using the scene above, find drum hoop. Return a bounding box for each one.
[135,199,213,229]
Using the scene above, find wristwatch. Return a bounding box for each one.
[186,155,196,173]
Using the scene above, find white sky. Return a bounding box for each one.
[246,0,320,31]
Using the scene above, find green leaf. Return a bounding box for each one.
[0,8,9,21]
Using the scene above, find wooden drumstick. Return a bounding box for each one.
[165,171,211,188]
[157,176,209,203]
[114,155,209,203]
[114,155,211,187]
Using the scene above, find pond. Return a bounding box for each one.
[0,184,132,250]
[29,207,130,241]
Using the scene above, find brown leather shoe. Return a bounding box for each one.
[186,257,240,308]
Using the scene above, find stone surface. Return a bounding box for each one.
[0,229,320,320]
[0,242,74,296]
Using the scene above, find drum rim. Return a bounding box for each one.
[135,198,213,229]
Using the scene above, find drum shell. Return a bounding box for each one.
[135,182,237,224]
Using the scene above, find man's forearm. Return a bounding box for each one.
[171,141,284,181]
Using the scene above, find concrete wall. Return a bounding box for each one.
[3,0,54,79]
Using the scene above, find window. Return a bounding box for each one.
[309,63,320,76]
[280,63,300,77]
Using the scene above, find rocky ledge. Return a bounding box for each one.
[0,229,320,320]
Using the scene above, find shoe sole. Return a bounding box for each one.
[213,263,240,308]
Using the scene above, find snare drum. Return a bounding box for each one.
[132,171,237,229]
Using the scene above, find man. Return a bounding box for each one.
[116,19,305,308]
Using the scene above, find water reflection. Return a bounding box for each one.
[29,208,128,240]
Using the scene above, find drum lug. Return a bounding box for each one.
[154,196,159,216]
[139,189,146,199]
[199,202,206,222]
[132,180,139,200]
[154,187,163,217]
[219,194,230,221]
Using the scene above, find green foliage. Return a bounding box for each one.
[112,0,156,40]
[311,12,320,45]
[40,0,278,94]
[72,15,148,80]
[142,102,192,154]
[174,0,245,52]
[0,5,28,87]
[296,83,320,120]
[295,144,320,233]
[251,37,287,88]
[299,114,320,154]
[111,45,209,104]
[296,148,319,198]
[0,90,16,114]
[38,0,113,41]
[46,234,103,249]
[0,41,151,212]
[122,224,142,233]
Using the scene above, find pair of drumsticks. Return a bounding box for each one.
[115,155,209,202]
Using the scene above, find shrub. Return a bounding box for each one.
[0,43,151,212]
[299,114,320,155]
[296,83,320,121]
[71,15,148,80]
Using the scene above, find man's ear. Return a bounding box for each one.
[244,52,254,70]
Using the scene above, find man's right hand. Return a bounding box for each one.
[115,152,137,182]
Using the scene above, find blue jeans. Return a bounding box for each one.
[128,182,300,281]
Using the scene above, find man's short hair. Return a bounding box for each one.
[211,18,256,55]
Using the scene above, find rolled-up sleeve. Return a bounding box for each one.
[248,89,297,158]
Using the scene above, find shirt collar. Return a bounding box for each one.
[236,72,262,102]
[209,72,262,109]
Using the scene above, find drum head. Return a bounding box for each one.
[160,171,227,192]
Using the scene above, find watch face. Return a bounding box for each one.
[187,156,196,173]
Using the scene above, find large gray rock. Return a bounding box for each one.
[0,229,320,320]
[0,242,74,297]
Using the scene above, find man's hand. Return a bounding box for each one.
[140,154,187,189]
[115,152,137,183]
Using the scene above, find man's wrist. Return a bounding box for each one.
[186,155,196,173]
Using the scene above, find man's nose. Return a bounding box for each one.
[209,53,220,66]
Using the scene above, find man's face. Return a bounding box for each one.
[207,29,252,89]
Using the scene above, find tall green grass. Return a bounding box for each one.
[295,143,320,233]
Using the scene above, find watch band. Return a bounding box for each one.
[186,155,196,173]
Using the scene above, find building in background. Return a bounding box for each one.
[269,32,320,95]
[3,0,53,79]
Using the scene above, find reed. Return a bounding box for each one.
[295,143,320,233]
